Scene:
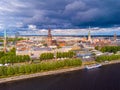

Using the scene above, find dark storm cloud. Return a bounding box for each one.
[0,0,120,29]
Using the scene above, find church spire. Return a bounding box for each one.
[114,33,117,41]
[47,28,52,46]
[4,29,7,53]
[48,28,52,37]
[88,26,92,42]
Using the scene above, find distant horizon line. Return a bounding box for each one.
[7,35,120,37]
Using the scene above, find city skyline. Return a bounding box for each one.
[1,27,120,36]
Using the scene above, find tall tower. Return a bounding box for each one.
[114,33,117,41]
[15,32,19,47]
[88,27,92,42]
[47,29,52,46]
[4,29,7,53]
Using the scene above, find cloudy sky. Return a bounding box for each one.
[0,0,120,35]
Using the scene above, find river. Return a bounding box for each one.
[0,63,120,90]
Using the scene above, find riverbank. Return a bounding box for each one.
[101,59,120,66]
[0,66,84,84]
[0,60,120,84]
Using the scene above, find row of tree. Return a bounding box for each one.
[95,46,120,53]
[0,48,30,64]
[56,51,75,58]
[0,55,30,65]
[0,37,25,42]
[0,47,16,57]
[39,51,75,60]
[39,53,54,60]
[0,59,82,76]
[96,54,120,62]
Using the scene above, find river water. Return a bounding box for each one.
[0,64,120,90]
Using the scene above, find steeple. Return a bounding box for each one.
[88,26,92,42]
[15,32,19,47]
[4,29,7,53]
[47,28,52,46]
[48,29,52,37]
[114,33,117,41]
[4,29,7,38]
[88,31,91,38]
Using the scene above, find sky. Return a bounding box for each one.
[0,0,120,35]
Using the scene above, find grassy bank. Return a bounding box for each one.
[0,59,82,78]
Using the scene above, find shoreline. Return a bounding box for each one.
[0,60,120,84]
[0,66,85,84]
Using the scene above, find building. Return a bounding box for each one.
[47,29,52,46]
[88,30,92,42]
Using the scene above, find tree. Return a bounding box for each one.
[56,51,75,58]
[95,46,99,50]
[0,66,7,76]
[25,65,31,73]
[7,67,15,75]
[96,54,120,62]
[24,55,30,62]
[40,53,54,60]
[100,46,120,54]
[0,52,5,58]
[0,67,5,76]
[31,64,37,73]
[19,66,25,74]
[14,66,19,74]
[7,47,16,55]
[0,56,5,65]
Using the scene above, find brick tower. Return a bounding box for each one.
[47,29,52,46]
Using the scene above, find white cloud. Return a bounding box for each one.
[28,25,37,30]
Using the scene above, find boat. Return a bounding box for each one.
[85,64,102,70]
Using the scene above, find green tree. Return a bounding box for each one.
[0,66,7,76]
[31,64,37,73]
[100,46,120,54]
[0,56,5,65]
[40,53,54,60]
[19,66,25,74]
[14,66,19,74]
[25,65,31,73]
[0,52,5,58]
[0,67,4,76]
[7,67,15,75]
